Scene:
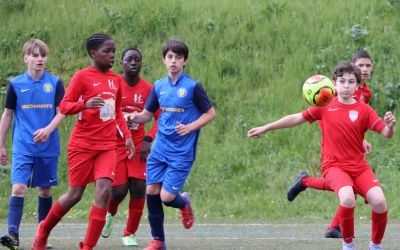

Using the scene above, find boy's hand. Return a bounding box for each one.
[175,121,193,136]
[363,140,372,155]
[85,97,105,109]
[33,127,51,143]
[384,111,396,128]
[140,141,152,162]
[0,147,8,166]
[247,126,267,138]
[125,138,135,159]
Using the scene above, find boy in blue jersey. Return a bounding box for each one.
[0,39,65,250]
[126,38,216,250]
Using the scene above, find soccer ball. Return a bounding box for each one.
[302,75,335,106]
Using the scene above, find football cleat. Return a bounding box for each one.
[179,192,194,229]
[143,240,166,250]
[122,234,138,246]
[101,212,113,238]
[287,170,309,201]
[325,226,342,238]
[1,234,19,250]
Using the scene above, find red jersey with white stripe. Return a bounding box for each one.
[117,76,159,147]
[59,66,131,150]
[302,97,386,173]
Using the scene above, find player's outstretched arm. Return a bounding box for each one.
[33,109,66,143]
[126,109,154,125]
[0,109,13,165]
[380,111,396,138]
[247,113,306,138]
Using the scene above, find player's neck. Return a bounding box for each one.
[27,68,44,80]
[123,73,140,87]
[338,96,356,105]
[168,70,183,84]
[359,81,367,88]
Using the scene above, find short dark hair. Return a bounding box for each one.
[86,33,113,57]
[332,61,361,84]
[162,38,189,60]
[121,47,142,61]
[352,49,372,63]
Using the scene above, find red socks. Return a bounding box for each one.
[83,205,107,248]
[371,210,387,244]
[124,198,145,236]
[338,205,354,243]
[107,197,121,216]
[328,207,340,230]
[42,200,69,235]
[301,177,333,191]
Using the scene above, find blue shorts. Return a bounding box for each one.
[146,155,193,195]
[11,154,58,188]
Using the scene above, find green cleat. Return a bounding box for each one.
[122,234,138,246]
[101,212,113,238]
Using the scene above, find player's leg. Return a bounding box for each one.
[33,148,93,250]
[1,154,32,250]
[122,178,146,246]
[122,152,147,245]
[81,149,115,250]
[101,157,129,238]
[143,156,167,250]
[33,157,59,224]
[354,168,387,250]
[161,160,194,229]
[324,168,356,249]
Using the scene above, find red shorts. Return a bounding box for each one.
[68,148,116,186]
[323,166,380,198]
[113,144,146,186]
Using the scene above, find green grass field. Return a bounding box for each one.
[0,0,400,239]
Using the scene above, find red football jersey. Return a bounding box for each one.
[59,66,131,150]
[303,97,386,173]
[353,82,372,104]
[117,76,159,146]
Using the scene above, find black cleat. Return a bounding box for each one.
[287,170,309,201]
[325,226,342,238]
[0,234,20,250]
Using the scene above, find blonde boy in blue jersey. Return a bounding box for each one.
[0,39,65,250]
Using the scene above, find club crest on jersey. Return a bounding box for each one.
[42,83,53,93]
[134,94,144,104]
[349,110,359,122]
[177,88,187,98]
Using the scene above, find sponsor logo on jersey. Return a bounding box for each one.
[108,79,117,90]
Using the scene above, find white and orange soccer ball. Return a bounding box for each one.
[302,75,335,107]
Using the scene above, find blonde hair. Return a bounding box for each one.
[23,39,48,56]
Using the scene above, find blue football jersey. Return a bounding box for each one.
[5,71,64,156]
[145,71,212,161]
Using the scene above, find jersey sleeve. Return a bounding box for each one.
[193,83,213,113]
[144,87,159,113]
[4,82,17,110]
[367,107,386,133]
[301,107,321,123]
[59,72,86,115]
[55,79,65,107]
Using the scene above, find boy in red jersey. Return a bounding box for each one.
[101,47,159,246]
[32,33,135,250]
[287,50,375,238]
[248,61,395,250]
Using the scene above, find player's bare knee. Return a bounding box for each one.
[371,197,387,213]
[340,196,356,207]
[112,187,127,201]
[38,187,52,198]
[160,191,175,203]
[11,184,28,197]
[146,184,161,195]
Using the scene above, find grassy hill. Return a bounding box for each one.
[0,0,399,220]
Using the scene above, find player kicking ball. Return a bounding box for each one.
[248,61,395,250]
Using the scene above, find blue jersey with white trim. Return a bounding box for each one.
[145,71,212,161]
[5,71,64,156]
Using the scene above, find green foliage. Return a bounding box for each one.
[0,0,399,221]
